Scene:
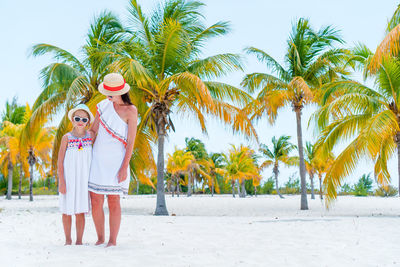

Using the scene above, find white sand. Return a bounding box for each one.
[0,194,399,267]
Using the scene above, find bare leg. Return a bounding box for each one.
[62,214,72,245]
[106,195,121,247]
[75,213,85,245]
[90,192,105,245]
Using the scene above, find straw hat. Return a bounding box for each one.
[98,73,130,96]
[68,104,95,124]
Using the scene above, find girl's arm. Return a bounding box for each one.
[117,106,138,182]
[57,135,68,194]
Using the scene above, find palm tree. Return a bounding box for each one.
[185,137,207,196]
[242,18,347,209]
[21,106,54,201]
[314,56,400,201]
[166,148,195,197]
[111,0,256,214]
[304,142,317,199]
[259,136,298,199]
[223,145,259,198]
[29,11,155,190]
[204,153,225,196]
[313,152,334,200]
[1,97,26,125]
[0,122,22,199]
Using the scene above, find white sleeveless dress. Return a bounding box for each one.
[88,99,130,195]
[59,131,92,215]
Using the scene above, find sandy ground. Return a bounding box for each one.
[0,194,399,267]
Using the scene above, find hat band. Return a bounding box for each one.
[103,79,126,91]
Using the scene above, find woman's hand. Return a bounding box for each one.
[117,167,127,183]
[59,180,66,194]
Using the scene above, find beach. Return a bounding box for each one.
[0,195,399,266]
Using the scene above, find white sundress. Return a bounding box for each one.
[59,131,92,215]
[88,99,130,195]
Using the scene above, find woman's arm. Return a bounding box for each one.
[89,112,100,138]
[117,106,138,182]
[57,135,68,194]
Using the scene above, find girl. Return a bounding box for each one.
[58,104,94,245]
[88,73,138,247]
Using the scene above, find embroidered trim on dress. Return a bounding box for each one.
[97,105,127,147]
[88,181,128,194]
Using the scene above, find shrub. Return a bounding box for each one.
[260,177,275,194]
[353,174,373,196]
[339,183,353,195]
[374,185,398,197]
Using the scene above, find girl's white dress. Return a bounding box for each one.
[59,131,92,215]
[88,99,130,195]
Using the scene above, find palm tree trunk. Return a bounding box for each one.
[254,186,257,197]
[177,178,180,197]
[236,179,241,196]
[18,163,22,199]
[136,180,139,195]
[240,180,246,198]
[295,109,308,210]
[29,164,34,202]
[231,180,235,198]
[154,133,168,215]
[187,173,192,197]
[6,162,13,200]
[274,167,284,199]
[211,180,214,197]
[319,173,323,200]
[310,173,315,199]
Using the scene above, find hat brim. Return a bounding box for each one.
[98,83,130,96]
[68,108,95,124]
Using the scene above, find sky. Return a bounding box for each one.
[0,0,398,187]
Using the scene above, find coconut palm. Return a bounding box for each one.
[185,137,207,196]
[313,152,334,200]
[259,136,298,199]
[223,145,259,198]
[166,148,195,197]
[0,122,22,199]
[204,153,225,196]
[110,0,256,214]
[241,18,348,209]
[314,54,400,202]
[1,97,26,125]
[29,11,155,189]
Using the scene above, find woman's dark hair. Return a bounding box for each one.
[121,92,133,105]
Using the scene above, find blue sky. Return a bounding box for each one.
[0,0,398,187]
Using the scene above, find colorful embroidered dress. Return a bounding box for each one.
[88,99,130,195]
[59,131,92,215]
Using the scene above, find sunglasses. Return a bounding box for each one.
[73,116,89,123]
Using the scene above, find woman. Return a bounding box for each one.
[88,73,138,247]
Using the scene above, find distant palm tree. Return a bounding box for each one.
[110,0,256,214]
[242,18,348,210]
[223,145,259,198]
[1,97,26,125]
[166,148,195,197]
[0,122,22,200]
[185,137,208,196]
[304,142,317,199]
[259,136,298,199]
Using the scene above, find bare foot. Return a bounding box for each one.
[64,240,72,246]
[106,242,116,247]
[95,239,105,246]
[76,241,83,245]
